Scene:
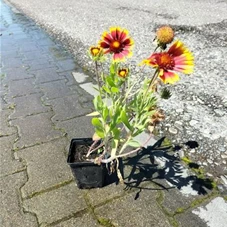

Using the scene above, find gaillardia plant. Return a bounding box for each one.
[86,26,194,181]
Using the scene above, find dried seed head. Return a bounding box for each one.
[156,26,174,44]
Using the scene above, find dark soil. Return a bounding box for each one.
[72,144,101,163]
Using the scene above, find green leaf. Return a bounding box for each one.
[102,107,109,121]
[112,127,120,139]
[110,63,116,74]
[91,118,102,127]
[127,140,141,148]
[95,129,105,138]
[106,76,116,87]
[86,111,100,116]
[120,109,132,131]
[111,87,119,93]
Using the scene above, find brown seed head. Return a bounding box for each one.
[156,26,174,44]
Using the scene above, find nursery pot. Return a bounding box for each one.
[67,138,105,189]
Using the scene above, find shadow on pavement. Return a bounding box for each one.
[122,137,215,199]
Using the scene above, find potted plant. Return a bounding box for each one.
[67,26,194,189]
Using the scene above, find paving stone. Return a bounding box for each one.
[0,171,38,227]
[191,197,227,227]
[8,77,39,97]
[162,187,194,212]
[20,42,40,52]
[1,49,20,59]
[48,94,92,122]
[22,50,50,61]
[0,134,24,176]
[0,109,17,136]
[2,57,27,69]
[94,190,171,227]
[176,209,208,227]
[40,79,76,100]
[18,138,73,198]
[26,59,57,71]
[34,68,63,84]
[86,183,126,207]
[23,182,87,225]
[59,71,78,86]
[56,59,75,72]
[3,68,34,82]
[53,213,101,227]
[10,93,50,119]
[11,112,63,149]
[56,116,94,139]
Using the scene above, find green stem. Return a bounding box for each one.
[95,61,101,91]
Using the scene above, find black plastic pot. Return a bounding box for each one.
[67,138,105,189]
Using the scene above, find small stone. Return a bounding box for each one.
[197,98,204,104]
[214,109,225,117]
[169,127,178,134]
[190,149,196,154]
[178,150,184,158]
[220,175,227,186]
[207,159,213,164]
[221,154,227,159]
[223,160,226,165]
[206,172,213,177]
[176,109,183,113]
[189,120,198,127]
[219,147,226,152]
[202,162,208,166]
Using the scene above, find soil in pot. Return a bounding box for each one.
[67,138,105,189]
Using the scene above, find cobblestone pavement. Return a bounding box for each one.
[1,1,227,227]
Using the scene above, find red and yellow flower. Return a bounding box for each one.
[142,40,194,84]
[89,46,103,57]
[99,27,134,61]
[118,68,129,78]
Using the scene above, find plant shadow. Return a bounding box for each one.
[122,137,215,198]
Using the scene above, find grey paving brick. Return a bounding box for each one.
[1,49,20,59]
[56,59,75,72]
[23,182,87,225]
[22,50,50,61]
[33,68,63,84]
[39,80,76,100]
[0,134,24,176]
[176,209,207,227]
[48,94,91,122]
[8,77,39,97]
[26,59,57,71]
[18,138,73,198]
[94,190,171,227]
[53,213,101,227]
[2,57,27,69]
[3,68,34,82]
[0,109,17,136]
[10,93,50,119]
[86,183,126,207]
[56,116,94,139]
[11,112,63,149]
[0,171,38,227]
[20,43,40,52]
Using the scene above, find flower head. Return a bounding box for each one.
[99,27,134,61]
[90,46,103,57]
[118,68,129,78]
[156,26,174,45]
[142,40,194,84]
